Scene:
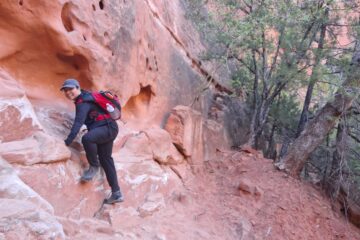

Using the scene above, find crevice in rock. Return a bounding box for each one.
[56,52,93,89]
[61,2,75,32]
[173,143,186,157]
[19,0,23,6]
[99,0,104,10]
[154,55,158,71]
[143,0,232,95]
[170,166,183,180]
[146,57,152,71]
[56,53,89,71]
[169,166,190,190]
[122,85,154,118]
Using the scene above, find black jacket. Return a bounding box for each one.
[65,90,111,145]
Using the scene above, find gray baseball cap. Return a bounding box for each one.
[60,78,80,91]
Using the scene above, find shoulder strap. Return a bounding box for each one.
[75,91,94,105]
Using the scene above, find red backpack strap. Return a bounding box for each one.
[74,92,111,121]
[74,96,84,104]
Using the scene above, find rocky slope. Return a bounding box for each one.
[0,0,359,239]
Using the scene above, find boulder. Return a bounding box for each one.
[0,199,65,240]
[0,131,71,165]
[164,105,203,158]
[116,131,154,163]
[144,127,184,165]
[203,118,231,162]
[15,158,108,220]
[0,157,65,239]
[165,105,230,167]
[0,70,42,143]
[0,157,54,213]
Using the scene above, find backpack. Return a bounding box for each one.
[91,90,122,120]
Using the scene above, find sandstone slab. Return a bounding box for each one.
[144,127,184,165]
[0,199,65,240]
[0,158,54,213]
[0,131,71,165]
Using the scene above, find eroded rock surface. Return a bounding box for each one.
[0,0,359,239]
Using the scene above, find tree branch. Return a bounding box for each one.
[228,54,256,74]
[268,26,285,80]
[348,132,360,144]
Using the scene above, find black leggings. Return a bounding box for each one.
[82,121,120,192]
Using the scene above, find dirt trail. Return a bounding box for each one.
[16,145,360,239]
[203,148,360,240]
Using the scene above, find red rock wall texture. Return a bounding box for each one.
[1,1,360,239]
[0,1,233,239]
[0,0,225,126]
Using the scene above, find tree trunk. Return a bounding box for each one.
[296,12,327,137]
[276,46,360,177]
[248,89,280,149]
[248,50,260,148]
[296,81,315,136]
[278,132,293,161]
[248,103,260,148]
[248,100,270,148]
[325,120,347,200]
[320,134,332,188]
[265,122,277,159]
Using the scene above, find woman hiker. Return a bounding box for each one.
[60,78,123,204]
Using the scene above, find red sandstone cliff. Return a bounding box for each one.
[0,1,359,239]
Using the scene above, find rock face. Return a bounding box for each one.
[0,0,227,126]
[165,105,230,167]
[0,1,234,238]
[0,69,42,142]
[0,0,358,239]
[165,105,202,157]
[0,157,65,239]
[144,127,185,165]
[0,131,71,165]
[0,199,65,240]
[0,158,54,213]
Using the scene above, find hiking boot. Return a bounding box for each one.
[103,191,124,204]
[80,166,99,182]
